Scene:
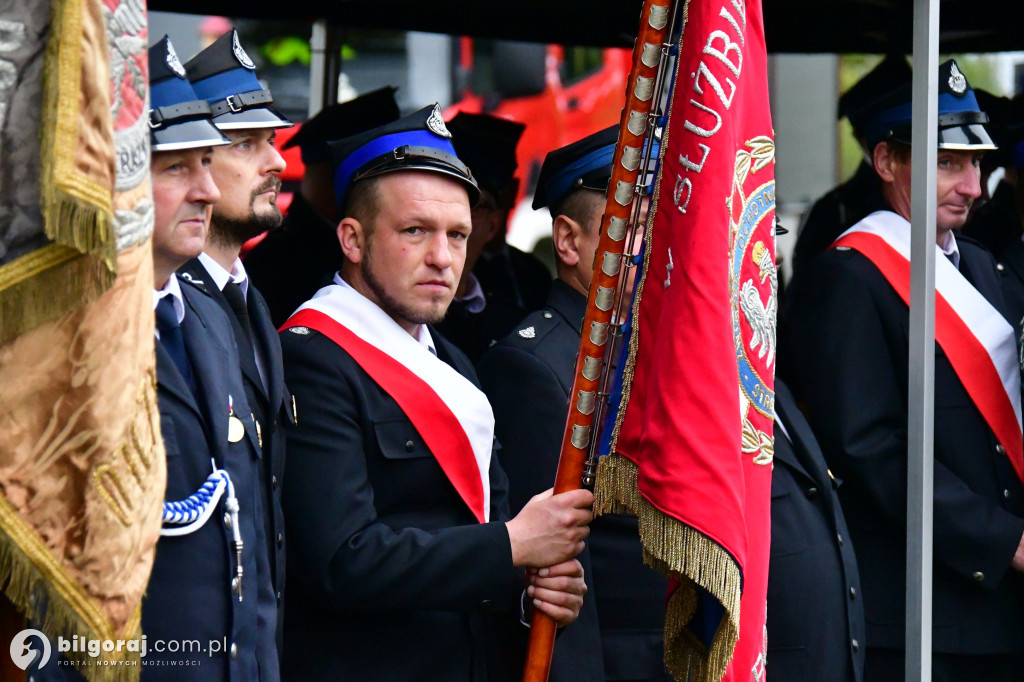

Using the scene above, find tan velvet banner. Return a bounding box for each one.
[0,1,162,680]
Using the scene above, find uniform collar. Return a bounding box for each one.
[454,272,486,314]
[332,272,438,354]
[938,229,961,270]
[199,251,249,298]
[153,274,186,326]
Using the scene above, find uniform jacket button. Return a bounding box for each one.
[849,586,857,599]
[851,639,860,653]
[805,487,818,499]
[405,440,415,452]
[230,643,238,659]
[272,475,279,490]
[996,443,1006,455]
[972,571,985,582]
[277,533,284,549]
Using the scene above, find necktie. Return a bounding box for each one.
[155,297,195,393]
[223,281,255,351]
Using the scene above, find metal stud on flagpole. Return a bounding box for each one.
[907,0,938,678]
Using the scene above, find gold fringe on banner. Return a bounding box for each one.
[594,453,741,682]
[0,494,144,681]
[0,0,116,344]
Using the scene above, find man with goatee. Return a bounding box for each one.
[179,29,296,651]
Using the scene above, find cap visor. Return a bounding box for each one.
[212,106,293,130]
[362,162,481,207]
[938,123,997,151]
[151,118,230,151]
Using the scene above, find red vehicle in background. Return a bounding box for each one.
[444,39,630,204]
[262,37,628,255]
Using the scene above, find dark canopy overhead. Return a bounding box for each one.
[152,0,1024,53]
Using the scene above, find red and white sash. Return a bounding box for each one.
[283,280,493,522]
[834,211,1024,483]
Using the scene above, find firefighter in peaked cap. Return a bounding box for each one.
[146,35,282,682]
[179,30,294,656]
[792,55,913,277]
[276,103,593,681]
[782,58,1024,681]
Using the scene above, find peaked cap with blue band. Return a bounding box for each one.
[860,58,996,151]
[328,103,480,211]
[533,125,660,210]
[184,30,292,131]
[149,36,230,152]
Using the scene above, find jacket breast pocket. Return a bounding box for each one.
[373,418,432,460]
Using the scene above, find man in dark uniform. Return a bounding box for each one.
[278,105,593,681]
[791,55,911,277]
[768,379,865,681]
[963,98,1024,328]
[146,36,279,680]
[781,60,1024,681]
[434,112,540,362]
[477,126,671,682]
[245,86,402,327]
[455,114,552,318]
[177,31,293,650]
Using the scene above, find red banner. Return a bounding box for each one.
[594,0,775,679]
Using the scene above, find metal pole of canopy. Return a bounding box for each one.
[308,20,342,117]
[906,0,939,678]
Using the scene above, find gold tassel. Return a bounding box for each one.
[0,519,143,682]
[595,452,741,682]
[0,245,113,346]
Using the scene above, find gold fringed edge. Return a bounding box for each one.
[0,244,113,346]
[595,452,741,682]
[39,0,117,272]
[0,505,143,681]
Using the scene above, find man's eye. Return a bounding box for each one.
[404,227,424,235]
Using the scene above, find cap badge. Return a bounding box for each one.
[426,104,452,139]
[518,326,536,339]
[232,32,256,70]
[166,41,186,78]
[948,63,967,96]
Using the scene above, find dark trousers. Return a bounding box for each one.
[866,647,1021,682]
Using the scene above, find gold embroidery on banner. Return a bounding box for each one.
[92,374,159,527]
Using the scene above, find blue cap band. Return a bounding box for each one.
[333,129,457,205]
[152,76,201,110]
[191,68,266,106]
[544,143,616,209]
[863,91,984,147]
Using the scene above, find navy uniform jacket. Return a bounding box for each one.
[769,380,865,682]
[148,277,279,681]
[992,238,1024,335]
[477,279,670,682]
[245,194,341,328]
[179,258,291,640]
[279,324,524,681]
[781,226,1024,656]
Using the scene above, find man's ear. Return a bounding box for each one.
[552,214,582,267]
[873,141,898,183]
[337,217,365,264]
